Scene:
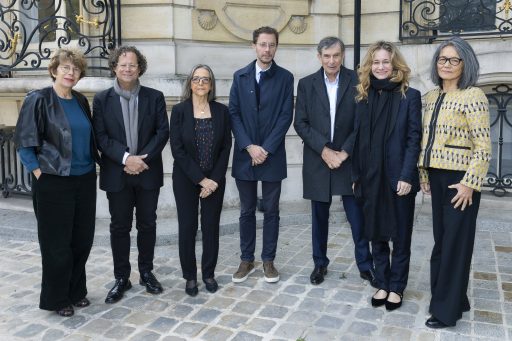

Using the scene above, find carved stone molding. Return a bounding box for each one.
[195,0,309,40]
[288,16,307,34]
[198,10,218,30]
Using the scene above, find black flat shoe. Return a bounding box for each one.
[425,316,448,329]
[56,305,74,317]
[371,289,388,307]
[360,269,378,288]
[310,266,328,285]
[73,297,90,308]
[105,278,132,304]
[185,280,198,297]
[385,291,403,311]
[140,271,163,294]
[203,278,218,293]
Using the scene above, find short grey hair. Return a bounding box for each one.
[430,36,480,89]
[181,64,216,102]
[317,37,345,55]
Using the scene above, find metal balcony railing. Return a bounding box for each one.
[400,0,512,42]
[0,0,121,77]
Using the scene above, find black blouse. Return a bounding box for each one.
[195,118,214,171]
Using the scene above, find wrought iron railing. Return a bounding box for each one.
[0,0,121,77]
[0,126,31,197]
[400,0,512,42]
[486,84,512,196]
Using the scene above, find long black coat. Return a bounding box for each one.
[294,67,358,202]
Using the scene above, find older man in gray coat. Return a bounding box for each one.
[294,37,376,286]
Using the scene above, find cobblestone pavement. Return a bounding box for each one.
[0,196,510,340]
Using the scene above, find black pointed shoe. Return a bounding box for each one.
[360,269,378,288]
[140,271,163,294]
[203,278,218,293]
[310,266,328,285]
[371,289,388,307]
[185,280,198,297]
[425,316,448,329]
[385,291,403,311]
[105,278,132,304]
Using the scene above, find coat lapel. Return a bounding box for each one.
[336,67,351,109]
[108,89,126,139]
[313,69,330,113]
[137,87,148,129]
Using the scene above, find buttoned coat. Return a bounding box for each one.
[229,60,294,181]
[92,86,170,192]
[294,66,358,202]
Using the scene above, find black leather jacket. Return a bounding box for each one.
[14,86,100,176]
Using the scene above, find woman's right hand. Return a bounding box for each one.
[199,178,218,197]
[33,168,42,180]
[420,182,431,194]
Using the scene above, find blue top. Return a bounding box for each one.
[18,96,95,175]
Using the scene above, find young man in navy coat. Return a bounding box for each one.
[294,37,376,287]
[229,26,294,284]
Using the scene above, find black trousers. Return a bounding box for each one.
[235,179,281,262]
[107,175,160,279]
[428,168,481,326]
[32,172,96,311]
[173,167,225,281]
[371,191,416,293]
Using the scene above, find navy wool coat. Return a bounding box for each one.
[229,60,294,182]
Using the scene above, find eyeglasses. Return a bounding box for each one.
[117,64,138,70]
[191,76,211,84]
[257,42,277,49]
[437,57,463,66]
[59,65,81,74]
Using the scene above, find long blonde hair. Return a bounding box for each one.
[356,41,410,102]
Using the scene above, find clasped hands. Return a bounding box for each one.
[124,154,149,175]
[246,145,268,166]
[199,178,218,198]
[321,147,348,169]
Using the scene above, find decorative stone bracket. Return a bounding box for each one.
[196,0,309,39]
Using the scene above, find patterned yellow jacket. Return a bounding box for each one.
[418,87,491,191]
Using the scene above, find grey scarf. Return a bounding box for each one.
[114,78,141,154]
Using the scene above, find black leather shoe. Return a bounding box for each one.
[371,289,388,307]
[385,291,403,311]
[140,271,163,294]
[56,305,74,317]
[105,278,132,304]
[203,278,218,293]
[185,280,198,297]
[310,266,328,285]
[425,316,448,329]
[73,297,90,308]
[360,269,378,288]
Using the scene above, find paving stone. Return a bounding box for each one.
[380,326,412,340]
[303,328,338,341]
[13,323,47,338]
[217,314,250,329]
[259,305,288,319]
[148,316,179,333]
[273,322,306,339]
[473,322,506,339]
[307,287,327,298]
[199,326,233,341]
[473,288,501,300]
[347,321,378,336]
[145,299,169,312]
[104,325,136,339]
[232,301,261,315]
[245,317,276,333]
[383,313,416,328]
[101,307,132,320]
[122,295,152,308]
[167,304,194,318]
[314,315,344,329]
[231,331,263,341]
[41,328,67,341]
[354,307,384,321]
[78,318,112,334]
[124,311,156,325]
[205,296,236,309]
[287,310,318,324]
[60,315,88,329]
[474,310,503,324]
[191,308,222,323]
[161,337,187,341]
[129,330,161,341]
[332,289,364,304]
[245,289,273,302]
[173,321,207,337]
[298,298,326,312]
[283,284,306,295]
[271,293,298,307]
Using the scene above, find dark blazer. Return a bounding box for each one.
[169,99,232,184]
[294,66,358,202]
[229,60,294,181]
[353,87,422,193]
[14,87,100,176]
[92,86,170,192]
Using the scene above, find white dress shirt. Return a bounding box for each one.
[256,62,272,83]
[324,71,339,142]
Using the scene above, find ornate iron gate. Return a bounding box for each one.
[0,0,121,76]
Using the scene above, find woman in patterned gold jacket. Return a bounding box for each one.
[418,36,491,329]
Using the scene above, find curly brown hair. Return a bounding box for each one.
[109,46,148,76]
[356,41,410,102]
[47,48,87,81]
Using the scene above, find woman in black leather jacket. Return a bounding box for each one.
[14,48,100,317]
